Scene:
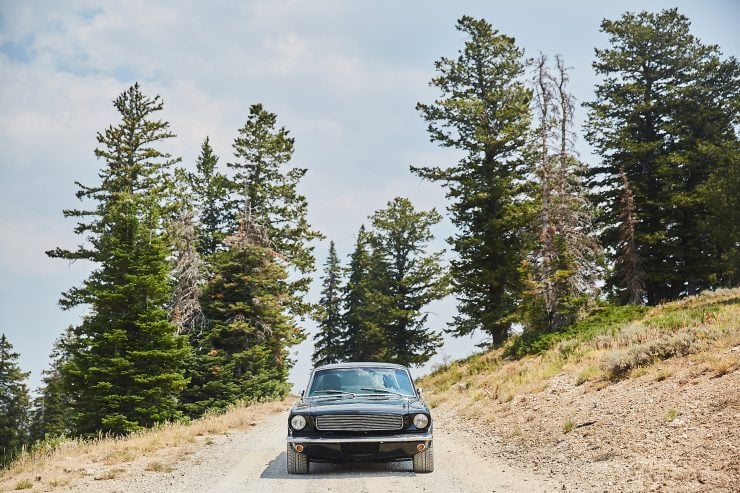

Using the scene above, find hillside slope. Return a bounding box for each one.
[419,289,739,492]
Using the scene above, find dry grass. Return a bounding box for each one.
[13,479,33,490]
[0,397,292,492]
[144,461,174,473]
[575,365,601,385]
[94,468,125,480]
[419,288,739,411]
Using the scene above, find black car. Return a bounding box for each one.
[286,362,433,474]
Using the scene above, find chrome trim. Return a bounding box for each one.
[287,433,432,444]
[316,414,404,431]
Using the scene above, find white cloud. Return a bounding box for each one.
[0,219,90,276]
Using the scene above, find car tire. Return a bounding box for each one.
[286,443,309,474]
[412,445,434,473]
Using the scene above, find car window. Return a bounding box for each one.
[308,368,416,396]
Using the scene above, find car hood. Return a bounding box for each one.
[292,396,428,415]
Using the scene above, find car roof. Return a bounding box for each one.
[312,362,409,371]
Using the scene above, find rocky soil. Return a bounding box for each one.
[435,347,739,492]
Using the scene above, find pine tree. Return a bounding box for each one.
[584,8,740,303]
[227,104,323,316]
[29,328,75,442]
[47,84,189,435]
[180,209,302,417]
[702,145,740,286]
[312,241,345,366]
[0,334,30,465]
[368,198,447,366]
[188,137,231,256]
[342,226,389,361]
[412,16,534,345]
[616,168,645,304]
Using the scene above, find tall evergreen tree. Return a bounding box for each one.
[702,146,740,286]
[227,104,323,316]
[368,198,447,366]
[412,16,534,345]
[29,328,75,442]
[312,241,345,366]
[0,334,30,465]
[47,84,189,435]
[180,210,302,417]
[584,8,740,303]
[188,137,231,257]
[616,168,645,304]
[342,226,389,361]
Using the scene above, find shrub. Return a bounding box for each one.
[557,339,580,358]
[602,332,703,380]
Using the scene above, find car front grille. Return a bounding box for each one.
[315,414,404,431]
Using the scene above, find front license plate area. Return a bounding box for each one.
[341,443,379,454]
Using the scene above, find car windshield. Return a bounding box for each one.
[307,367,416,397]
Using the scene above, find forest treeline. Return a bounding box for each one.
[1,8,737,465]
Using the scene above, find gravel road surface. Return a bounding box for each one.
[75,407,561,493]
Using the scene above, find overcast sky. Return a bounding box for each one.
[1,0,738,392]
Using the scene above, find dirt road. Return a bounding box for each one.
[74,407,562,493]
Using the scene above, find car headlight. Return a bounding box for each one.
[413,413,429,429]
[291,415,307,430]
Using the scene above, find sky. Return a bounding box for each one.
[1,0,738,392]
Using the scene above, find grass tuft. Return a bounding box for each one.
[145,461,174,473]
[14,479,32,490]
[575,366,601,386]
[95,468,125,480]
[664,408,678,423]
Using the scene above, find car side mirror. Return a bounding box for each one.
[416,387,423,395]
[300,390,305,399]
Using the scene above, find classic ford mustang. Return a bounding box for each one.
[286,362,433,474]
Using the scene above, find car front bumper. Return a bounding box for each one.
[287,432,433,462]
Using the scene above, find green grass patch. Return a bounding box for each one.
[644,305,722,332]
[507,304,648,358]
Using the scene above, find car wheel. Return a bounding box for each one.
[286,443,309,474]
[412,445,434,473]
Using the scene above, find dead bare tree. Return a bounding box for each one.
[170,208,205,335]
[530,54,602,330]
[532,53,558,322]
[552,56,602,300]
